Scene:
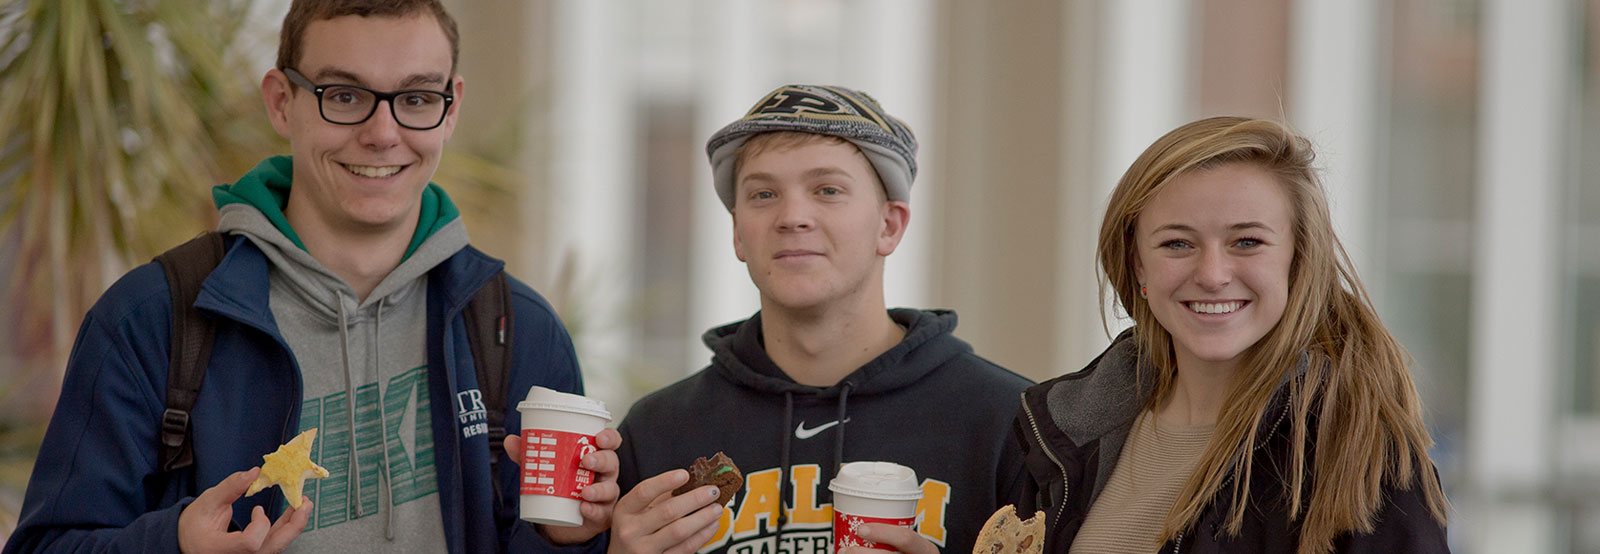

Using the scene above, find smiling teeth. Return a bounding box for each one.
[344,164,402,178]
[1190,301,1243,314]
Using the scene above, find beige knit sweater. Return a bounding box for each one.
[1068,411,1214,554]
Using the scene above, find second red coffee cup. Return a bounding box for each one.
[828,461,924,552]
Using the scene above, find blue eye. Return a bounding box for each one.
[752,190,775,200]
[1160,239,1192,250]
[818,186,841,196]
[1234,237,1263,248]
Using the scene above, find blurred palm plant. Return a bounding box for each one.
[0,0,282,536]
[0,0,519,536]
[0,0,278,391]
[0,0,519,410]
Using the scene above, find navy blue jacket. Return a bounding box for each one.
[4,237,603,554]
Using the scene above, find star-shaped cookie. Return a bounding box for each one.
[245,428,330,509]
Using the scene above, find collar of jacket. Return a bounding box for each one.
[702,308,967,398]
[1019,329,1307,505]
[191,235,504,331]
[1025,330,1306,446]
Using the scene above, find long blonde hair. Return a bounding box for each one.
[1097,116,1449,553]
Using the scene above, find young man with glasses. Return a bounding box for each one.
[3,1,618,553]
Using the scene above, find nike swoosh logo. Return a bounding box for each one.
[795,418,852,440]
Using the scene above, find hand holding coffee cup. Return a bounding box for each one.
[503,386,624,545]
[503,427,621,543]
[515,387,613,526]
[843,521,942,554]
[829,462,926,554]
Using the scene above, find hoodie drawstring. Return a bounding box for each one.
[777,391,794,533]
[832,383,852,484]
[373,297,395,540]
[336,292,395,540]
[336,292,363,520]
[776,383,853,544]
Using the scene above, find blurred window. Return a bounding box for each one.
[1567,0,1600,549]
[1569,0,1600,418]
[1378,0,1480,480]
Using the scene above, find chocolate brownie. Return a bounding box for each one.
[672,451,742,506]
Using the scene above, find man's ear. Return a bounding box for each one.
[438,74,465,138]
[731,209,747,262]
[875,201,910,256]
[261,69,294,138]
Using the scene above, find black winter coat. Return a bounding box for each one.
[1013,332,1450,553]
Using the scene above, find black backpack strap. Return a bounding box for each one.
[464,271,513,475]
[154,232,227,473]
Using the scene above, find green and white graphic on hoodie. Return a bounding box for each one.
[214,156,466,552]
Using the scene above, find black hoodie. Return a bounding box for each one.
[618,309,1033,554]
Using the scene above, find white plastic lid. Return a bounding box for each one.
[516,386,612,420]
[827,461,923,501]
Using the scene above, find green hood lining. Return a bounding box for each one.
[212,155,459,261]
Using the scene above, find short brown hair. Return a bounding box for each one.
[276,0,460,75]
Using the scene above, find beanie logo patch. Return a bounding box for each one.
[751,89,840,115]
[743,87,893,132]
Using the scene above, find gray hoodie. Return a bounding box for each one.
[217,203,466,552]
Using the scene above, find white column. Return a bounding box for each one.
[1470,0,1568,550]
[686,0,770,373]
[841,0,934,310]
[1053,0,1112,371]
[1288,0,1381,290]
[1091,0,1191,340]
[1096,0,1191,198]
[548,0,635,407]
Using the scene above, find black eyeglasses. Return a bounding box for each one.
[283,67,455,130]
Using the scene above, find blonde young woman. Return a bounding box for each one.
[1014,117,1450,553]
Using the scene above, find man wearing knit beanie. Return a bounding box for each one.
[610,85,1033,554]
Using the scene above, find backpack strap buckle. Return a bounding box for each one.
[161,408,190,448]
[487,424,507,452]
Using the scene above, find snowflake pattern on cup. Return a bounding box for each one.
[833,512,914,552]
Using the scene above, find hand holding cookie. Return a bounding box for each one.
[608,454,740,554]
[178,467,311,554]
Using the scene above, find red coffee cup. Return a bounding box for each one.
[516,386,612,526]
[828,461,924,552]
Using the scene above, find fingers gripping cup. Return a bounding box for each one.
[517,386,612,526]
[828,462,924,552]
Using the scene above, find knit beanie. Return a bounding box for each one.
[706,84,918,211]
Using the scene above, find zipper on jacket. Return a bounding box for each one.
[1178,395,1293,552]
[1019,392,1070,530]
